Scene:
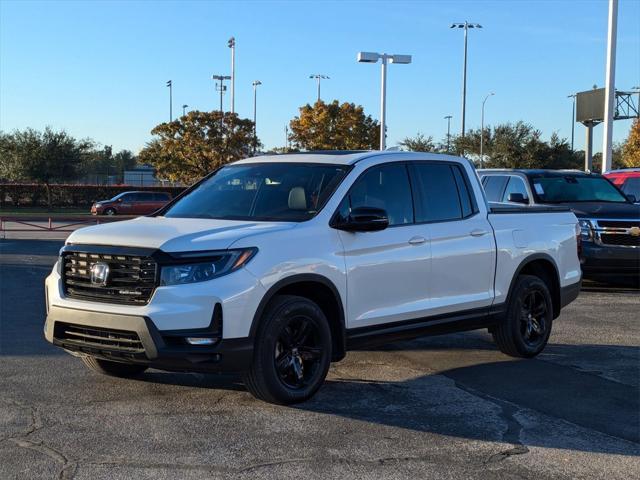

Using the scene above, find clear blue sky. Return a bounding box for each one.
[1,0,639,154]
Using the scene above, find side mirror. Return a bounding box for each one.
[333,206,389,232]
[626,194,637,203]
[117,198,123,203]
[507,193,529,204]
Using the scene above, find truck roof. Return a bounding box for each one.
[233,150,466,166]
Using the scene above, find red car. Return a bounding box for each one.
[604,169,640,203]
[91,191,172,216]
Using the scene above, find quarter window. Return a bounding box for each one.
[337,163,414,226]
[482,175,508,202]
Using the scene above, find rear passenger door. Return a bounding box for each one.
[410,162,495,315]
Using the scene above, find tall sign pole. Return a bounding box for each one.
[601,0,618,173]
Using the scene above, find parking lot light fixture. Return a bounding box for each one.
[450,22,482,140]
[252,80,262,154]
[309,74,329,102]
[357,51,412,150]
[480,92,494,167]
[182,104,188,116]
[444,115,453,152]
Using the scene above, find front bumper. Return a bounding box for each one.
[581,240,640,279]
[44,305,253,373]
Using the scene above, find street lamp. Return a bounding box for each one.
[228,37,236,115]
[252,80,262,154]
[357,51,412,150]
[212,74,231,112]
[480,92,494,168]
[309,74,329,102]
[567,94,576,151]
[166,80,173,122]
[444,115,453,153]
[182,104,189,116]
[450,22,482,140]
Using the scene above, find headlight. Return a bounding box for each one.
[578,220,593,239]
[160,248,257,286]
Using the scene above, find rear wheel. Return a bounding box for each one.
[243,295,331,404]
[492,275,553,358]
[81,356,147,378]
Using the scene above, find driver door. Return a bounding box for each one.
[335,162,432,329]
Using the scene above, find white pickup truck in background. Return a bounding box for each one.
[44,151,582,404]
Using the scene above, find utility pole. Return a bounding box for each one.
[444,115,452,153]
[212,75,231,112]
[567,94,576,150]
[601,0,618,173]
[228,37,236,115]
[166,80,172,122]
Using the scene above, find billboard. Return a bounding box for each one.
[576,88,605,123]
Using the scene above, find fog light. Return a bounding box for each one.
[185,337,217,345]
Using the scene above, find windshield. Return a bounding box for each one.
[530,175,628,204]
[163,162,350,221]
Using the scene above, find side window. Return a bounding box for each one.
[502,176,529,203]
[138,193,153,201]
[411,163,463,222]
[121,193,135,202]
[483,175,508,202]
[451,165,477,217]
[337,163,414,226]
[622,178,640,199]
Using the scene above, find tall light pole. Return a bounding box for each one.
[567,94,576,151]
[309,74,329,102]
[228,37,236,115]
[357,51,412,150]
[182,104,188,116]
[601,0,618,173]
[451,22,482,140]
[166,80,172,122]
[212,74,231,112]
[252,80,262,154]
[480,92,494,168]
[444,115,452,152]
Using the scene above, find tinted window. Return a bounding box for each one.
[502,176,529,203]
[531,175,628,203]
[337,163,413,226]
[411,163,463,222]
[137,193,154,201]
[153,193,170,201]
[621,178,640,199]
[483,175,508,202]
[451,165,476,217]
[165,163,349,221]
[122,193,137,202]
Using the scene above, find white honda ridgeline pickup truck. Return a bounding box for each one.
[45,151,582,404]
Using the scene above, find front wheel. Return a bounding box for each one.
[492,275,553,358]
[103,208,116,216]
[243,295,332,404]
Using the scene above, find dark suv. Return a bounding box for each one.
[479,169,640,285]
[91,191,172,216]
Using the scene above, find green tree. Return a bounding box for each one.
[0,127,92,208]
[400,133,436,152]
[621,118,640,167]
[139,110,259,184]
[288,100,379,150]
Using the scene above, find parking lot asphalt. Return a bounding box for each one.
[0,239,638,480]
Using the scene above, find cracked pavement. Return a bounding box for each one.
[0,239,638,479]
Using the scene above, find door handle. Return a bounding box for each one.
[408,236,427,245]
[470,229,488,237]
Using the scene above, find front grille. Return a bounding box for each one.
[63,251,157,305]
[54,322,146,358]
[600,234,640,247]
[598,220,640,228]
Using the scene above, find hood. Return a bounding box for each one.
[66,216,296,251]
[558,201,640,220]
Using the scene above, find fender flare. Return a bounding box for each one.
[503,253,561,318]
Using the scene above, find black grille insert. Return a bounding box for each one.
[600,234,640,247]
[62,251,157,305]
[598,220,640,228]
[54,322,145,356]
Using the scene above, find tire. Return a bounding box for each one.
[492,274,553,358]
[81,356,148,378]
[104,208,116,216]
[243,295,332,405]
